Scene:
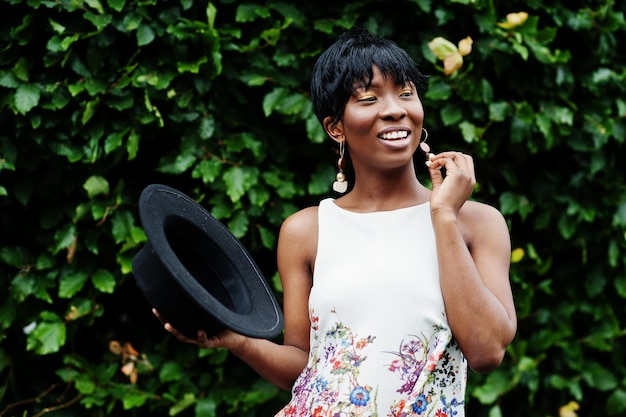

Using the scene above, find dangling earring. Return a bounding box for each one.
[332,141,348,193]
[419,128,434,161]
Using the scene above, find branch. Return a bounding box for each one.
[0,383,61,416]
[31,394,83,417]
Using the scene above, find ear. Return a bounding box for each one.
[323,116,345,144]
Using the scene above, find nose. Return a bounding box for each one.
[379,97,407,120]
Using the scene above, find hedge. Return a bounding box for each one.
[1,0,625,416]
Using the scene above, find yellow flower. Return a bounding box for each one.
[511,247,525,263]
[428,36,473,76]
[559,401,580,417]
[497,12,529,29]
[443,53,463,76]
[428,37,458,61]
[458,37,473,56]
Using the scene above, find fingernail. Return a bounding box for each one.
[425,160,432,167]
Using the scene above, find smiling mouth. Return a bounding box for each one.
[379,130,409,140]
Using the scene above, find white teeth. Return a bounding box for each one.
[380,131,408,140]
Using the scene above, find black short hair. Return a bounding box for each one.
[310,27,428,128]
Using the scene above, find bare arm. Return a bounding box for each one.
[154,207,318,391]
[427,152,517,373]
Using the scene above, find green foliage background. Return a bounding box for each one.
[1,0,625,416]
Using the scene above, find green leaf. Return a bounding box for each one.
[223,166,259,203]
[487,405,503,417]
[0,246,32,267]
[15,83,40,114]
[262,87,288,117]
[547,374,582,400]
[582,362,617,391]
[82,98,100,125]
[54,223,77,254]
[459,121,479,143]
[489,102,510,121]
[228,210,249,238]
[111,211,136,244]
[177,56,208,74]
[28,319,66,355]
[440,104,462,126]
[83,175,110,198]
[236,4,270,22]
[48,18,66,34]
[248,185,270,207]
[122,391,148,409]
[258,226,276,250]
[557,214,578,239]
[75,373,96,394]
[206,2,217,29]
[104,130,125,154]
[59,271,89,298]
[137,24,155,46]
[198,116,215,139]
[84,10,112,31]
[192,158,222,184]
[84,0,105,13]
[607,389,626,414]
[306,116,327,143]
[499,192,533,220]
[46,34,80,53]
[13,57,29,81]
[612,200,626,227]
[472,368,515,404]
[91,269,116,293]
[159,361,183,382]
[224,132,263,156]
[194,396,218,417]
[425,79,452,100]
[66,298,95,321]
[107,0,125,12]
[0,71,19,88]
[308,164,334,195]
[0,300,17,329]
[85,78,107,96]
[169,392,197,416]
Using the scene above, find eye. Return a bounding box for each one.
[399,89,414,98]
[357,95,377,103]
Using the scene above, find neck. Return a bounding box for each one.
[336,169,431,212]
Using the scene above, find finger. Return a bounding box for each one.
[163,322,177,335]
[429,151,462,165]
[462,154,476,181]
[164,323,198,344]
[429,152,474,178]
[425,157,444,170]
[197,330,210,346]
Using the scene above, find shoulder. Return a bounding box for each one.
[277,205,319,263]
[459,200,507,224]
[276,205,319,288]
[280,205,319,238]
[458,200,510,249]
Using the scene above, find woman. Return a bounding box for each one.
[157,27,517,416]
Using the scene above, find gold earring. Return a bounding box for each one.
[419,128,434,161]
[332,141,348,193]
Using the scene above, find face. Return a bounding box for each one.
[327,66,425,173]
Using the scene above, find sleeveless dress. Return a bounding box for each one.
[275,198,467,417]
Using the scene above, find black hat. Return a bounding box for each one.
[131,184,284,339]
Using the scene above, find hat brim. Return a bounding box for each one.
[131,184,284,339]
